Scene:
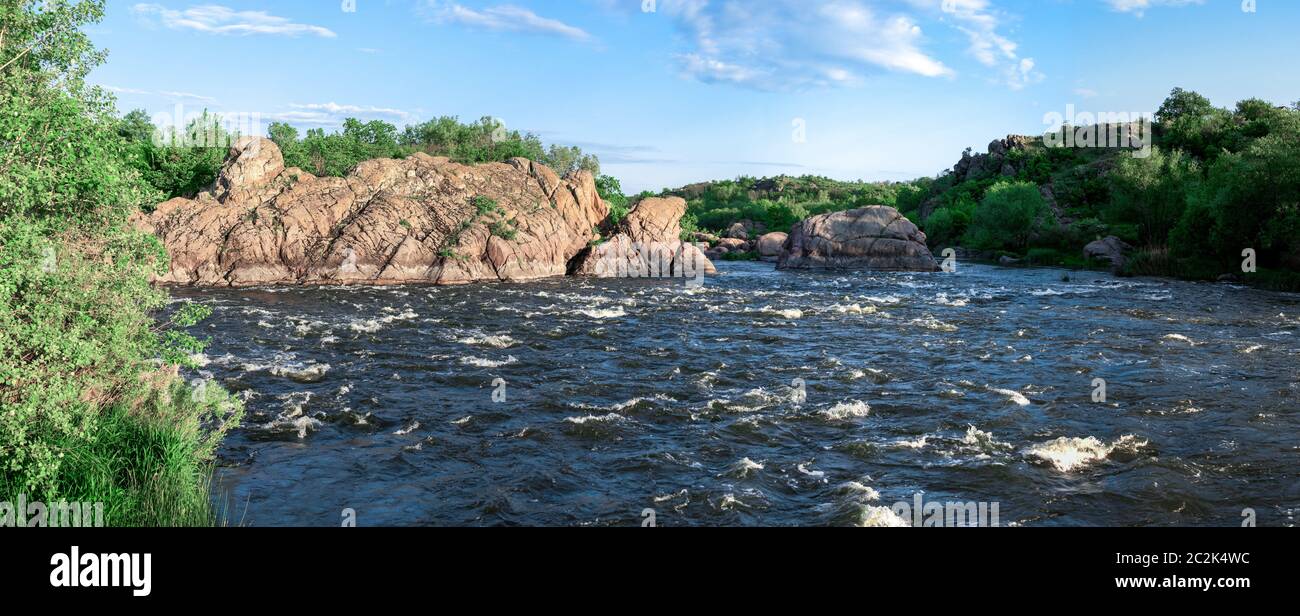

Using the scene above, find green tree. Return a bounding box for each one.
[963,181,1052,252]
[1,0,241,524]
[1107,147,1200,246]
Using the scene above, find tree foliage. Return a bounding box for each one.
[1,0,240,523]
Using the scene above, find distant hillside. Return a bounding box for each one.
[656,88,1300,289]
[657,174,913,240]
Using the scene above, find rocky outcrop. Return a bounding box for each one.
[920,135,1037,222]
[135,137,622,286]
[570,196,716,279]
[1083,236,1132,272]
[777,206,939,272]
[724,219,765,240]
[756,232,787,262]
[716,238,748,252]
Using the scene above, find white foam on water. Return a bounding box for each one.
[1162,334,1197,346]
[654,489,689,503]
[821,400,871,420]
[987,386,1031,406]
[451,415,472,425]
[829,303,877,315]
[909,316,958,332]
[761,306,803,319]
[718,493,748,510]
[394,421,421,436]
[962,425,1011,452]
[934,293,969,307]
[836,481,881,501]
[797,462,826,480]
[1240,344,1265,354]
[576,307,626,319]
[349,319,383,333]
[858,505,910,527]
[572,394,675,413]
[866,294,903,305]
[262,393,320,439]
[456,334,516,348]
[731,457,765,478]
[563,413,626,425]
[894,435,930,449]
[459,355,518,368]
[1024,435,1148,472]
[270,362,331,382]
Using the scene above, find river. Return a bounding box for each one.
[172,262,1300,526]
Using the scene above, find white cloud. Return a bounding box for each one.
[421,1,593,42]
[262,103,417,127]
[659,0,953,90]
[908,0,1040,89]
[158,91,218,104]
[103,85,218,103]
[131,4,337,38]
[1104,0,1205,17]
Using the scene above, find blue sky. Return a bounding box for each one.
[90,0,1300,193]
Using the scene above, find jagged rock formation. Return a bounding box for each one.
[134,137,663,286]
[777,206,939,272]
[570,196,715,279]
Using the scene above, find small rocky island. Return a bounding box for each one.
[136,138,939,286]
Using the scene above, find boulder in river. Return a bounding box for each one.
[571,196,716,279]
[135,137,618,286]
[756,232,787,262]
[777,206,939,272]
[1083,236,1132,272]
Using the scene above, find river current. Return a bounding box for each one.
[172,262,1300,526]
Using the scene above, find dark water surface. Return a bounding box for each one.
[172,262,1300,526]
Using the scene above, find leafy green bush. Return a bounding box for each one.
[596,175,630,226]
[1106,147,1200,245]
[1,0,241,525]
[922,207,969,249]
[963,182,1052,252]
[121,110,231,202]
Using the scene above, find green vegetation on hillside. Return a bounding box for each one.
[662,175,906,236]
[118,109,605,201]
[911,88,1300,283]
[1,0,242,525]
[654,89,1298,288]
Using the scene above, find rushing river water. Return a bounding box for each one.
[173,262,1300,527]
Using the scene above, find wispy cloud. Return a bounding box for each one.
[660,0,953,91]
[263,102,417,127]
[565,141,679,164]
[104,85,218,104]
[1104,0,1205,17]
[909,0,1041,89]
[131,4,337,38]
[420,1,594,42]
